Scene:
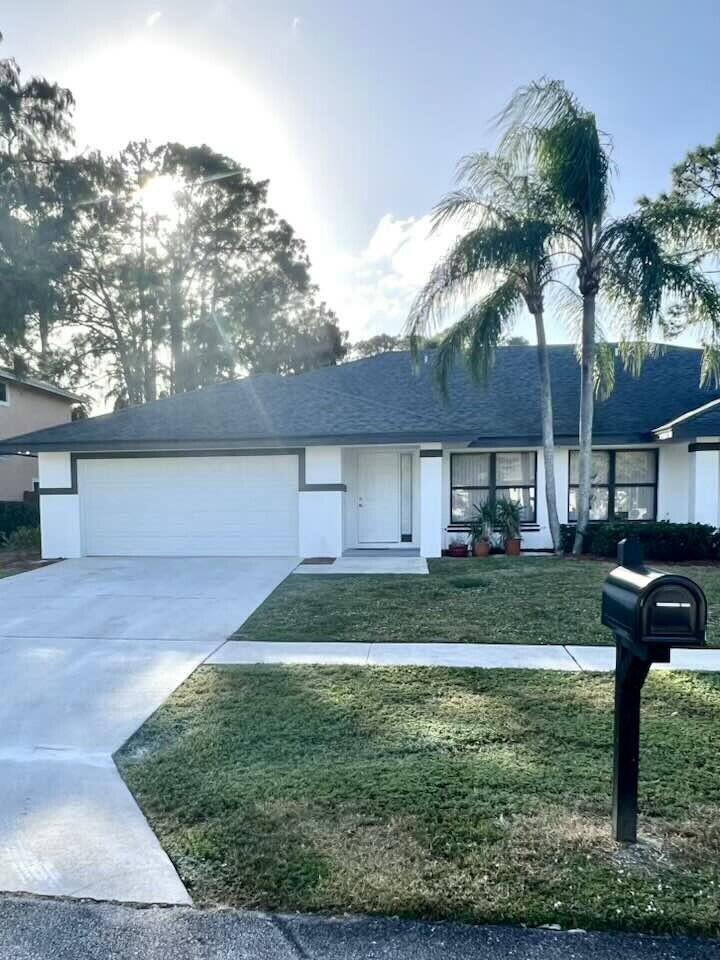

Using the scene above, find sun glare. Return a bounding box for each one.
[135,174,183,219]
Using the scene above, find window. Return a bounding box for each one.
[568,449,657,522]
[450,452,537,524]
[0,382,7,404]
[400,453,413,542]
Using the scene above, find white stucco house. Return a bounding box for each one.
[0,344,718,560]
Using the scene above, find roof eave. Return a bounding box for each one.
[0,431,480,455]
[0,370,81,404]
[0,429,661,455]
[652,395,720,439]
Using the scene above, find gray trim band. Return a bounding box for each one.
[39,449,347,496]
[419,449,443,458]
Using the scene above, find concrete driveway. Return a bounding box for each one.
[0,556,297,904]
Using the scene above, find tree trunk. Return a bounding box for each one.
[169,265,184,394]
[38,310,50,366]
[138,206,157,402]
[533,308,562,554]
[573,292,596,555]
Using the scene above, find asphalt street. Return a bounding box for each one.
[0,896,717,960]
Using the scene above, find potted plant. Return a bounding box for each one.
[447,536,469,558]
[468,501,496,557]
[496,497,523,556]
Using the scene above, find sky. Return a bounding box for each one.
[4,1,720,345]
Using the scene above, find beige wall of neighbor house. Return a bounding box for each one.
[0,380,74,501]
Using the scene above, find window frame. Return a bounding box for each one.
[567,448,658,523]
[450,451,537,525]
[0,382,8,405]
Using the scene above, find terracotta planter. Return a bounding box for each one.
[504,537,522,556]
[473,541,490,557]
[448,544,468,558]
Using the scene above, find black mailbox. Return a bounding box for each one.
[602,538,707,844]
[602,567,707,651]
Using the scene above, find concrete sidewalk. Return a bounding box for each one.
[209,640,720,671]
[294,556,429,575]
[0,896,716,960]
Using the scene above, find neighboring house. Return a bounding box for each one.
[0,367,78,503]
[0,344,719,560]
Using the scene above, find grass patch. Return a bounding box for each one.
[117,666,720,936]
[238,556,720,646]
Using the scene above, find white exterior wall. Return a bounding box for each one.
[689,446,720,526]
[38,452,81,559]
[420,448,443,557]
[657,444,690,522]
[298,446,344,558]
[36,440,714,563]
[553,447,570,525]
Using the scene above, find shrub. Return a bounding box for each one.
[2,525,41,554]
[0,500,40,539]
[560,522,719,562]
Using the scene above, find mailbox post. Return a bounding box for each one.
[602,538,707,843]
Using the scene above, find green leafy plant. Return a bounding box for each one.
[496,497,523,543]
[0,501,40,539]
[467,500,497,545]
[1,525,41,554]
[560,521,719,562]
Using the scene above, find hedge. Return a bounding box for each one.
[560,521,719,562]
[0,501,40,541]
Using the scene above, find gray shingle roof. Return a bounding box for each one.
[0,344,716,452]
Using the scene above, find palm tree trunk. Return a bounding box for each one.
[533,309,562,553]
[572,292,596,555]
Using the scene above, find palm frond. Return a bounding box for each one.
[432,153,552,231]
[432,188,496,231]
[495,78,612,227]
[494,78,581,164]
[406,222,551,339]
[455,152,520,197]
[593,341,616,401]
[638,195,720,252]
[701,342,720,388]
[616,339,660,377]
[601,213,720,337]
[432,278,523,396]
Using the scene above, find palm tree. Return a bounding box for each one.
[406,153,563,553]
[496,79,720,553]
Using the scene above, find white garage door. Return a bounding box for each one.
[78,456,299,557]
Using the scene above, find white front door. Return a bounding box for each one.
[357,451,400,543]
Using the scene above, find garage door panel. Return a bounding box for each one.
[78,457,299,557]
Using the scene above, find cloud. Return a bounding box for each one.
[145,11,162,28]
[292,16,303,32]
[312,214,464,341]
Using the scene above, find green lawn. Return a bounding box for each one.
[117,665,720,936]
[238,556,720,646]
